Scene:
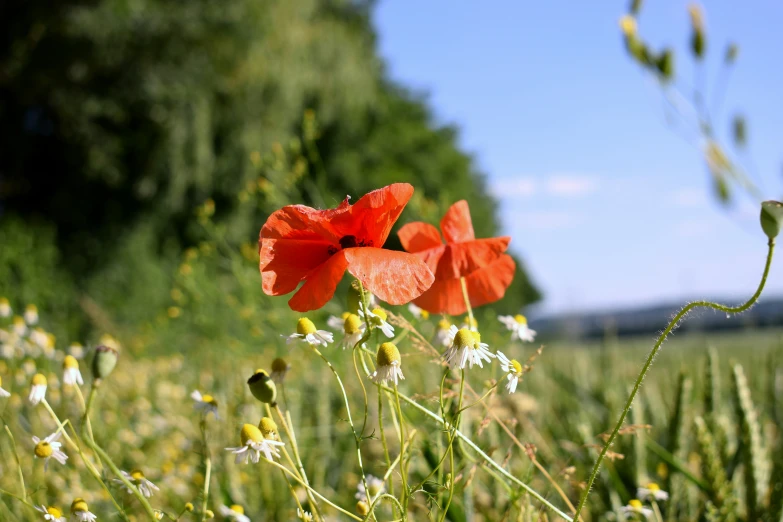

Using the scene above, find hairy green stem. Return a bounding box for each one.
[572,238,776,521]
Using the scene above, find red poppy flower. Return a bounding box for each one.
[259,183,435,312]
[398,200,515,315]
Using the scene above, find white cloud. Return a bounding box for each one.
[490,177,536,198]
[545,174,599,197]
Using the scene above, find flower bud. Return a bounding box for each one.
[185,503,194,512]
[92,345,119,380]
[760,201,783,241]
[356,501,370,516]
[247,369,277,404]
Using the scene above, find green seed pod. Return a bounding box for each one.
[91,345,118,380]
[247,369,277,404]
[760,201,783,240]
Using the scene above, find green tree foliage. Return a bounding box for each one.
[0,0,540,341]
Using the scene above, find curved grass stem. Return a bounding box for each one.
[572,238,776,521]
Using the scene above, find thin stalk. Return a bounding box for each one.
[4,426,26,504]
[362,494,406,522]
[392,384,408,518]
[459,277,474,328]
[439,370,465,522]
[573,239,775,521]
[377,386,394,496]
[73,384,96,445]
[199,416,212,522]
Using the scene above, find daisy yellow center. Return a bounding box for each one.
[201,394,217,405]
[510,360,523,374]
[131,469,145,481]
[453,328,476,350]
[35,441,53,458]
[344,314,363,335]
[71,499,89,513]
[13,316,24,326]
[64,355,79,370]
[296,318,317,336]
[514,314,528,325]
[0,376,3,387]
[47,507,63,518]
[230,505,245,514]
[0,298,8,306]
[26,305,38,313]
[341,311,351,320]
[646,483,660,491]
[32,373,47,386]
[629,499,643,509]
[619,15,637,36]
[271,358,288,373]
[370,308,387,322]
[420,310,430,319]
[437,319,451,331]
[258,417,278,437]
[377,343,401,367]
[240,424,264,445]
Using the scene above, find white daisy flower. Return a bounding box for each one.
[30,328,49,349]
[355,475,386,503]
[443,326,495,369]
[407,303,429,320]
[115,469,160,498]
[219,505,251,522]
[286,318,333,347]
[270,357,290,383]
[35,505,66,521]
[29,373,47,405]
[13,316,27,336]
[68,343,86,359]
[637,483,669,502]
[498,314,537,342]
[621,499,653,519]
[496,351,526,393]
[327,312,350,331]
[70,498,97,522]
[0,375,10,398]
[0,297,11,318]
[297,509,313,522]
[358,305,394,338]
[33,431,68,469]
[369,343,404,385]
[434,319,456,347]
[191,390,219,418]
[24,304,39,325]
[62,356,84,386]
[340,313,366,350]
[225,424,284,464]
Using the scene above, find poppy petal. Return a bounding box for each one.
[435,236,511,280]
[440,200,475,243]
[344,247,435,305]
[261,202,349,243]
[414,255,516,315]
[288,251,349,312]
[259,238,333,295]
[398,222,443,252]
[330,183,414,247]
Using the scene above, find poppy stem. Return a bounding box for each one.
[459,277,474,328]
[572,238,776,522]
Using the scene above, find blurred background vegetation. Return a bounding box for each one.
[0,0,541,349]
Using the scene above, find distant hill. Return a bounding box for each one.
[530,296,783,340]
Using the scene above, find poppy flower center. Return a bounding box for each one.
[329,235,375,255]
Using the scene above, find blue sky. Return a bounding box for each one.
[374,1,783,314]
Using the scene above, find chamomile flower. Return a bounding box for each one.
[70,498,97,522]
[68,343,86,359]
[286,318,333,347]
[13,315,27,336]
[407,303,429,320]
[496,351,525,393]
[270,358,290,383]
[0,297,10,318]
[340,313,366,350]
[443,327,495,369]
[434,319,456,347]
[461,316,478,332]
[355,475,385,503]
[621,499,653,519]
[0,376,10,398]
[219,505,250,522]
[327,312,351,331]
[191,390,219,418]
[359,306,394,338]
[297,509,313,522]
[33,431,68,469]
[258,417,279,439]
[35,505,66,521]
[637,483,669,502]
[498,314,537,342]
[29,373,47,405]
[25,304,39,325]
[225,424,284,464]
[368,342,404,385]
[62,356,84,386]
[115,469,160,498]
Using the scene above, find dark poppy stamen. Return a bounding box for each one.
[339,235,359,249]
